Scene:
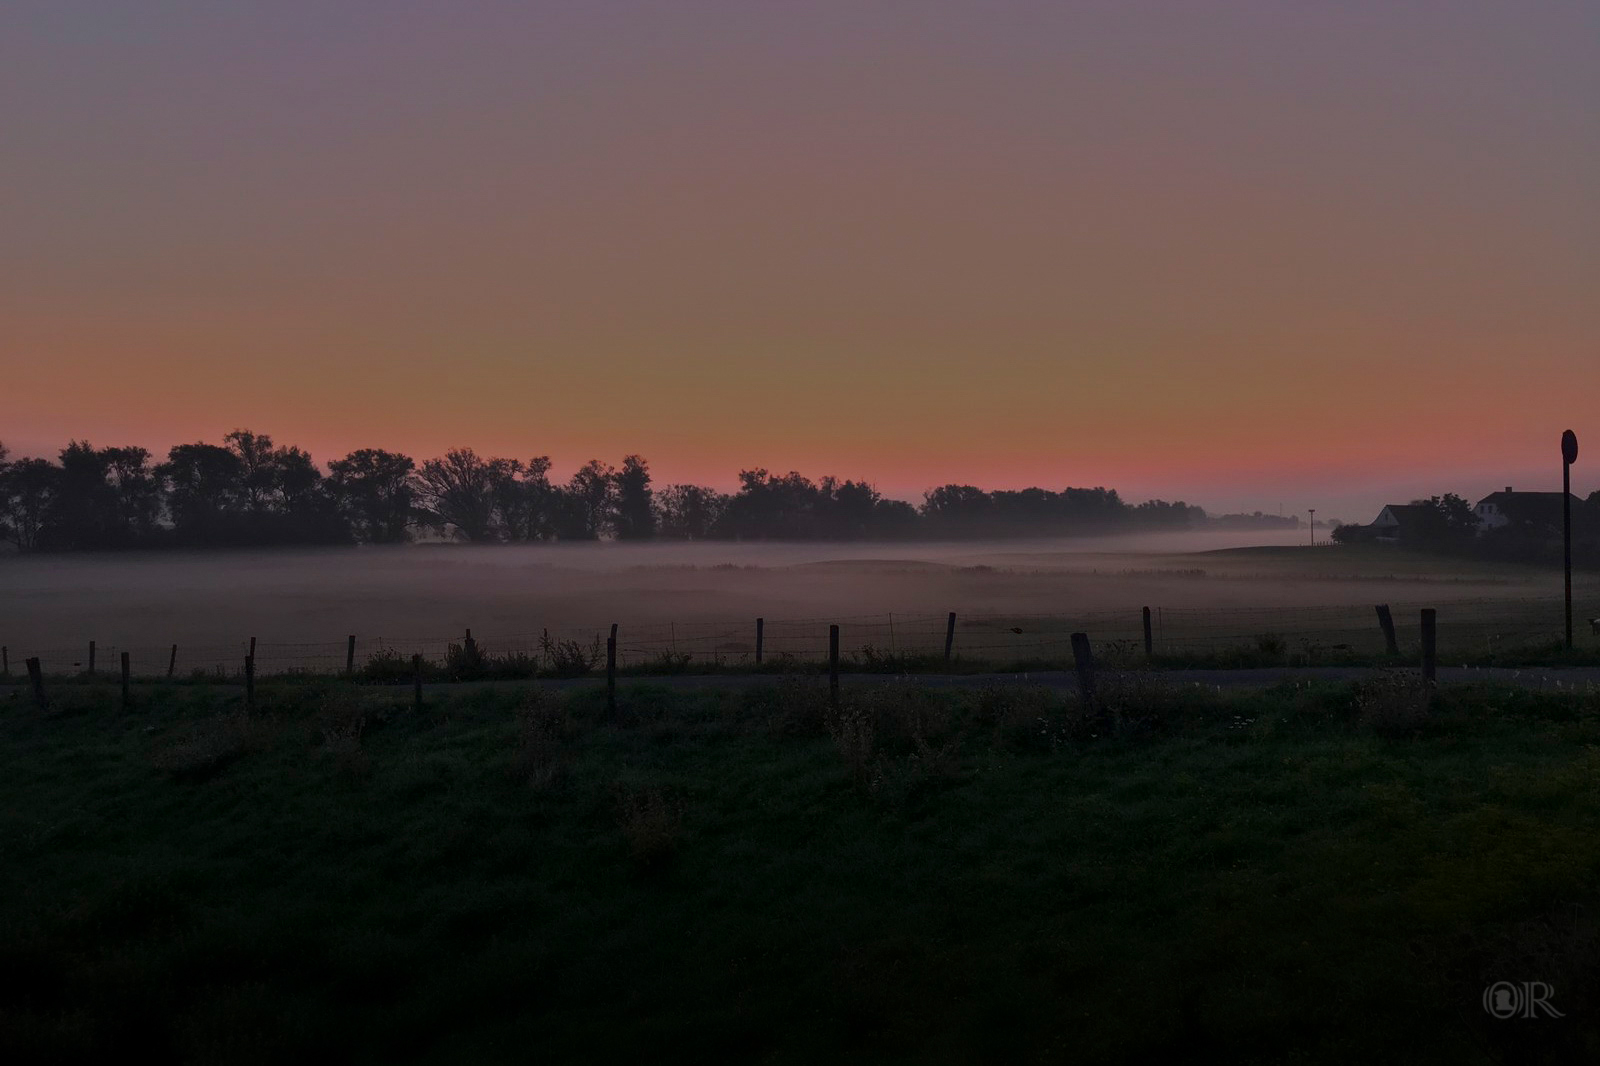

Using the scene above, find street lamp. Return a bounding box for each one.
[1308,508,1316,547]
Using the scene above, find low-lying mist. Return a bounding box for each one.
[2,529,1579,655]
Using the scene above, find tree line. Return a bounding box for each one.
[0,432,1215,552]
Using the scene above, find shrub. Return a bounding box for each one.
[151,712,264,782]
[511,690,570,790]
[651,649,693,674]
[826,702,876,790]
[1355,671,1432,736]
[974,684,1058,751]
[540,632,602,677]
[316,691,379,779]
[359,647,418,683]
[614,786,682,871]
[1095,672,1215,738]
[444,634,484,680]
[756,678,831,736]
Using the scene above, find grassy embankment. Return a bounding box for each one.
[5,675,1600,1063]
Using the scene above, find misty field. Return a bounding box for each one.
[4,536,1596,676]
[5,675,1600,1063]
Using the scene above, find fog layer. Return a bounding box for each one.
[3,531,1583,660]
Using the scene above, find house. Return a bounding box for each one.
[1368,503,1433,543]
[1471,487,1582,537]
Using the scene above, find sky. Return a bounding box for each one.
[2,1,1597,524]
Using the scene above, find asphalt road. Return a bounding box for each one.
[7,665,1600,699]
[515,665,1600,692]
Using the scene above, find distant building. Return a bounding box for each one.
[1368,503,1432,542]
[1471,487,1582,537]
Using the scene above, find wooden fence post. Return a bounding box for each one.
[87,640,96,676]
[606,634,617,720]
[756,617,765,665]
[167,644,178,679]
[411,654,423,709]
[244,655,255,711]
[26,657,46,708]
[1420,609,1437,688]
[1142,607,1153,658]
[1375,605,1399,656]
[2,646,8,676]
[829,624,840,707]
[120,652,130,710]
[945,612,957,663]
[346,635,356,675]
[249,636,257,659]
[1071,632,1097,711]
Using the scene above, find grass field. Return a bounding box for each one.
[6,675,1600,1063]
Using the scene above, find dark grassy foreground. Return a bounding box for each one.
[5,677,1600,1064]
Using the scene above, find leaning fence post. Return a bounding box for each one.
[1142,607,1153,658]
[244,654,255,711]
[1071,632,1097,711]
[606,633,617,719]
[1375,604,1399,656]
[829,624,840,707]
[167,644,178,679]
[26,657,46,708]
[1,646,8,676]
[346,635,357,675]
[1420,609,1437,688]
[945,612,957,662]
[412,654,423,709]
[249,636,257,659]
[755,617,765,665]
[120,652,131,710]
[88,640,96,676]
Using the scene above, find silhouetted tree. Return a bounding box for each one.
[0,433,1306,551]
[921,485,992,529]
[1134,499,1201,529]
[39,442,161,548]
[274,446,322,509]
[43,441,116,548]
[1401,494,1479,550]
[613,455,655,540]
[157,443,246,544]
[717,470,823,539]
[224,430,280,513]
[655,484,728,539]
[415,448,504,542]
[0,453,58,551]
[520,457,560,541]
[103,446,162,543]
[329,449,417,543]
[554,460,615,540]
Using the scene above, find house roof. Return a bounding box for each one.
[1372,504,1432,525]
[1472,491,1582,529]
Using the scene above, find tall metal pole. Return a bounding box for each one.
[1308,508,1316,547]
[1562,430,1578,648]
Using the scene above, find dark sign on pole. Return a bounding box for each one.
[1563,430,1578,649]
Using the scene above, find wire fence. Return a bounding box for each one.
[2,600,1592,680]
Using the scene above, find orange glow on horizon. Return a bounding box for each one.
[3,4,1595,521]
